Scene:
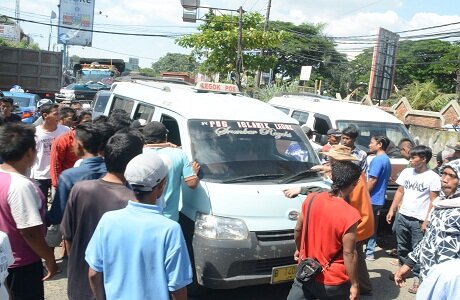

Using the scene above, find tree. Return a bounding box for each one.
[349,40,460,94]
[0,37,40,50]
[150,53,196,74]
[270,21,348,95]
[176,11,286,80]
[395,40,460,93]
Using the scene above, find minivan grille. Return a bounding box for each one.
[255,230,294,242]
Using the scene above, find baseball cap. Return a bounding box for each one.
[143,121,169,139]
[37,98,53,108]
[125,153,169,192]
[327,128,342,136]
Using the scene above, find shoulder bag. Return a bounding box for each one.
[295,193,342,284]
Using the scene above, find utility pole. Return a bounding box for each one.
[15,0,20,26]
[255,0,272,88]
[235,6,244,90]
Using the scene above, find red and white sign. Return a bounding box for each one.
[195,82,240,94]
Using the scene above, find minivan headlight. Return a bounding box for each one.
[195,213,249,240]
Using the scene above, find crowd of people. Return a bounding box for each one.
[1,99,460,300]
[284,127,460,299]
[0,102,199,300]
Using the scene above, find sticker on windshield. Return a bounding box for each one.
[199,120,293,139]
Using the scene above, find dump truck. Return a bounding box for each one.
[0,46,62,99]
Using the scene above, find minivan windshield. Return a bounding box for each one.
[336,120,412,157]
[189,119,321,183]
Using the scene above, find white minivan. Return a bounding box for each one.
[269,94,413,211]
[102,80,330,291]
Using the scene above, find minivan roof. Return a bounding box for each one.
[268,95,403,124]
[111,80,297,123]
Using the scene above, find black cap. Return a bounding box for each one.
[143,121,168,139]
[327,128,342,136]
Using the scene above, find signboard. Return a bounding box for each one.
[195,82,240,93]
[368,28,399,101]
[300,66,312,81]
[57,0,95,46]
[0,24,20,43]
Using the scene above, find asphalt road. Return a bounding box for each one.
[44,240,416,300]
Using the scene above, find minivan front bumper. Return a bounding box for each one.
[192,230,296,289]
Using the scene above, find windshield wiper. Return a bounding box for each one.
[278,170,319,184]
[222,174,284,183]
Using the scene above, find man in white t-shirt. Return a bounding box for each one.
[31,103,70,199]
[0,123,58,299]
[386,145,441,294]
[0,231,14,300]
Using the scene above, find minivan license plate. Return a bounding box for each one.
[270,264,296,284]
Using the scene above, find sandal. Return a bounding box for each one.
[408,278,420,294]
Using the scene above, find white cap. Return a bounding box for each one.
[124,153,169,192]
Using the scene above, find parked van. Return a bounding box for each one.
[102,80,330,290]
[268,94,413,210]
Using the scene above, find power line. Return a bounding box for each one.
[2,15,186,38]
[88,46,159,60]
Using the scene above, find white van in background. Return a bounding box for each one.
[102,80,330,292]
[269,94,413,211]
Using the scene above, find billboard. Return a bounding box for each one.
[58,0,95,46]
[368,28,399,101]
[0,24,20,43]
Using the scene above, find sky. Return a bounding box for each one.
[1,0,460,68]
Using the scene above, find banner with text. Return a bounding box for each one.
[58,0,95,46]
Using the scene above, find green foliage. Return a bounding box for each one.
[256,82,300,102]
[176,11,286,76]
[396,81,458,111]
[270,21,348,95]
[395,40,460,93]
[150,53,196,74]
[136,67,158,77]
[349,40,460,94]
[0,37,40,50]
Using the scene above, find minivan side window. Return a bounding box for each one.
[111,96,135,115]
[93,93,110,113]
[133,103,155,122]
[161,114,181,147]
[291,110,309,125]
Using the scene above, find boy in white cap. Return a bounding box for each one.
[85,153,192,300]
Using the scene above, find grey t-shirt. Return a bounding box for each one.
[61,179,134,300]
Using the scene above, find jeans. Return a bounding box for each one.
[287,278,351,300]
[395,213,424,276]
[365,204,383,257]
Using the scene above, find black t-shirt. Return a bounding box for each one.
[61,179,135,300]
[3,114,22,123]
